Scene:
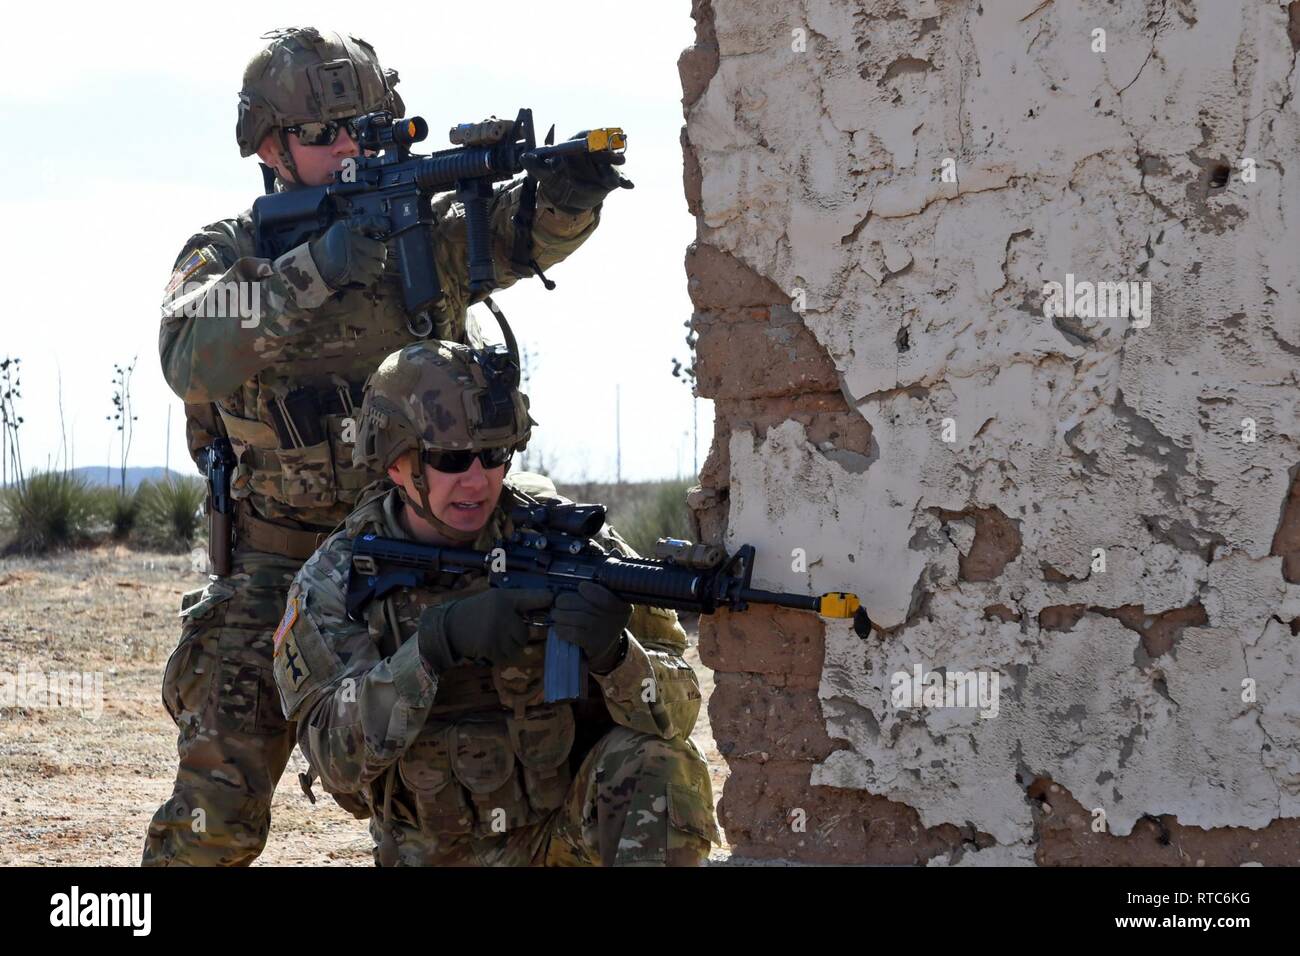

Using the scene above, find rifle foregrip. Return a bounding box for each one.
[596,561,702,605]
[461,189,495,295]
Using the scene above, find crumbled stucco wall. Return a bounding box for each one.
[681,0,1300,863]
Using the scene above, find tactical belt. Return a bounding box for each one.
[236,507,328,561]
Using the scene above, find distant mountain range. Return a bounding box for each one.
[67,466,196,490]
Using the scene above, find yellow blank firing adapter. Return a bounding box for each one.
[818,592,872,639]
[585,128,626,153]
[817,592,860,618]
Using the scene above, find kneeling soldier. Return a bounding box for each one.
[272,337,722,865]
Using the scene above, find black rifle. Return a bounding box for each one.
[251,109,627,333]
[346,495,871,702]
[200,437,236,577]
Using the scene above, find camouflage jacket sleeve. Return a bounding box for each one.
[588,526,703,741]
[428,176,601,316]
[272,533,439,795]
[158,219,338,404]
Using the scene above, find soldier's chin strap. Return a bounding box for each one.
[400,449,480,544]
[258,129,306,195]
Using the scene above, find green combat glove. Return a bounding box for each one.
[522,141,634,214]
[417,588,554,673]
[308,217,389,291]
[551,582,632,674]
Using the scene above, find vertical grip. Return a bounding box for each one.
[457,180,497,296]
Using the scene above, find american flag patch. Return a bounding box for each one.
[164,247,212,295]
[273,597,298,655]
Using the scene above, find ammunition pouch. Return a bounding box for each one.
[267,384,364,448]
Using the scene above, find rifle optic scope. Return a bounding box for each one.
[511,502,607,538]
[354,112,429,152]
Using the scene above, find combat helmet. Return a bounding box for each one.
[236,26,403,179]
[354,309,533,541]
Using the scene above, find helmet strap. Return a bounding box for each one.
[399,449,479,544]
[274,128,305,189]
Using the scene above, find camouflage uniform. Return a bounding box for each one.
[274,479,723,866]
[271,340,722,865]
[143,27,602,866]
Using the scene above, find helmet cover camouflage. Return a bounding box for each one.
[354,341,533,474]
[236,26,403,157]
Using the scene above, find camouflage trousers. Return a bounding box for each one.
[141,550,301,866]
[379,725,719,866]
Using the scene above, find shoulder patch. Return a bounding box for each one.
[273,596,298,655]
[278,630,312,694]
[165,247,213,295]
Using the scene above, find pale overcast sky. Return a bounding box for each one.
[0,3,709,483]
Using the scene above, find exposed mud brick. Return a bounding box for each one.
[1041,563,1082,583]
[686,242,789,310]
[709,671,840,762]
[1269,465,1300,583]
[720,759,972,864]
[680,127,702,218]
[1030,778,1300,866]
[698,604,825,680]
[1036,603,1209,659]
[687,481,728,545]
[694,393,873,546]
[1038,604,1088,632]
[714,393,872,463]
[983,604,1022,623]
[1091,603,1210,659]
[936,507,1023,582]
[693,305,842,400]
[677,0,719,110]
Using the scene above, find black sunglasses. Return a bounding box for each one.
[285,116,362,147]
[422,446,512,474]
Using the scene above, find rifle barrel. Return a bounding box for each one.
[740,588,862,620]
[739,588,820,612]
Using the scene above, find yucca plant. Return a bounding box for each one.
[96,486,141,540]
[0,470,96,554]
[139,476,206,549]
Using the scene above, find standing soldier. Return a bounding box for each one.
[272,339,722,865]
[144,25,626,866]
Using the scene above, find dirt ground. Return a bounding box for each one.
[0,545,730,866]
